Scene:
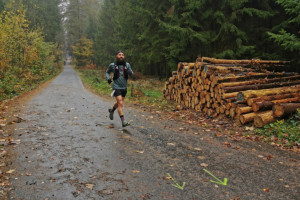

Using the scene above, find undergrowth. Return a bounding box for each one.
[255,109,300,146]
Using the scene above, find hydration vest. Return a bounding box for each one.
[113,63,128,80]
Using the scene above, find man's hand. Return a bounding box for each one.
[107,79,112,84]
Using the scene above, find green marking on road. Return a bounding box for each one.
[203,169,228,186]
[166,173,186,190]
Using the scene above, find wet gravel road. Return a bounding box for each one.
[7,64,300,199]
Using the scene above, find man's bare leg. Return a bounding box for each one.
[116,96,129,127]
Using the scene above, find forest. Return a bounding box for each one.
[0,0,299,101]
[0,0,63,100]
[90,0,300,77]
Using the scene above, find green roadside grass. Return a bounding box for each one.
[76,67,299,149]
[76,68,169,108]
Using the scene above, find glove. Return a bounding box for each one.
[107,79,112,84]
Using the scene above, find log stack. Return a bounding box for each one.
[163,57,300,127]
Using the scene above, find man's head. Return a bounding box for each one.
[115,50,125,65]
[116,50,125,60]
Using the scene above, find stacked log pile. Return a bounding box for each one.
[163,57,300,127]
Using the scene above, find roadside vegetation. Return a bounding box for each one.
[255,110,300,147]
[76,67,168,108]
[0,1,63,102]
[76,66,300,149]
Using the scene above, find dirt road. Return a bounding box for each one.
[4,63,300,199]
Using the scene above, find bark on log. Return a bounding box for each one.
[237,85,300,103]
[272,103,300,117]
[254,111,277,127]
[212,72,296,85]
[236,106,252,115]
[247,92,300,106]
[201,57,290,65]
[223,80,300,93]
[240,110,270,124]
[252,97,300,112]
[219,75,300,88]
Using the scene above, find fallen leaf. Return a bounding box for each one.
[85,184,94,190]
[6,169,15,174]
[263,188,269,192]
[102,189,113,194]
[167,143,175,146]
[224,142,231,147]
[266,155,273,160]
[198,156,205,160]
[200,163,208,167]
[245,126,254,131]
[194,148,202,151]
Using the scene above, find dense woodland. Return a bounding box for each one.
[0,0,299,100]
[62,0,299,77]
[0,0,64,100]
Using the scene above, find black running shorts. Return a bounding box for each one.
[113,89,127,97]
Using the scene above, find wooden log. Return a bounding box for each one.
[252,97,300,112]
[237,85,300,103]
[254,111,277,127]
[247,92,300,106]
[236,106,252,115]
[272,103,300,117]
[240,112,255,124]
[223,92,239,99]
[223,80,300,93]
[230,108,236,119]
[219,75,300,88]
[201,57,290,65]
[212,72,296,86]
[202,65,254,74]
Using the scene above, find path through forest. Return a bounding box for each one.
[3,62,300,199]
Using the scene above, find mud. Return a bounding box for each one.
[3,63,300,199]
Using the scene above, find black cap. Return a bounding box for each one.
[116,50,124,55]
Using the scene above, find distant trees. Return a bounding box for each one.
[64,0,101,53]
[64,0,299,76]
[0,0,63,100]
[267,0,300,68]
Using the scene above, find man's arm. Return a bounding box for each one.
[127,63,133,76]
[106,63,114,80]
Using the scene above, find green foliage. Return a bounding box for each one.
[0,1,63,101]
[92,0,299,77]
[268,30,300,52]
[72,36,94,67]
[267,0,300,69]
[64,0,101,53]
[255,110,300,145]
[22,0,63,43]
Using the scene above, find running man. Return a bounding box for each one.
[106,50,133,127]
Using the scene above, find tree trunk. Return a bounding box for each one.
[252,97,300,112]
[247,92,300,106]
[201,57,290,65]
[236,106,252,116]
[237,85,300,102]
[212,72,296,85]
[219,75,300,88]
[272,103,300,117]
[223,80,300,93]
[254,111,277,127]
